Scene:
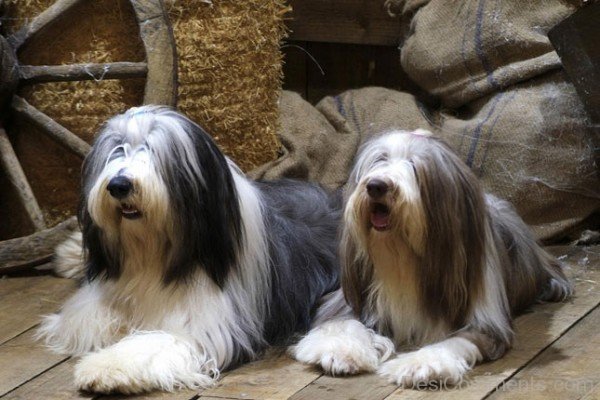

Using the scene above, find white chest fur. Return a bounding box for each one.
[367,233,447,348]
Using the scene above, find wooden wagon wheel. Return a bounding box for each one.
[0,0,177,273]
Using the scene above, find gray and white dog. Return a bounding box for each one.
[293,129,572,388]
[39,106,343,394]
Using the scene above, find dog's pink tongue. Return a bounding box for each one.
[370,210,390,230]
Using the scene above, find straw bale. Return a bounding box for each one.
[167,0,286,171]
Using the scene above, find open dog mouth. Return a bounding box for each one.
[119,203,142,220]
[369,202,391,231]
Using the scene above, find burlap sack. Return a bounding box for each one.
[439,71,599,240]
[251,87,433,188]
[265,84,598,241]
[389,0,581,108]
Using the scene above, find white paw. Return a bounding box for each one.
[74,333,216,394]
[75,351,147,394]
[378,346,472,388]
[291,319,394,376]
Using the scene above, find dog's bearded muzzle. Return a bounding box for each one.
[364,177,393,232]
[107,175,143,220]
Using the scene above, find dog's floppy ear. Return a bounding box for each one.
[80,206,121,281]
[413,139,487,328]
[162,115,243,287]
[340,217,374,317]
[78,132,123,282]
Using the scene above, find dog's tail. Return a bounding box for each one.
[486,195,573,314]
[54,231,86,280]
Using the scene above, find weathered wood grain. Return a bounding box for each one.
[19,62,148,84]
[0,127,45,230]
[197,397,237,400]
[287,0,401,46]
[0,329,68,396]
[200,351,321,400]
[11,96,91,158]
[0,216,79,274]
[0,274,76,345]
[487,306,600,399]
[2,358,90,400]
[131,0,178,106]
[290,373,396,400]
[98,390,201,400]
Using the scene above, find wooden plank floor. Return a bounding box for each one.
[1,245,599,400]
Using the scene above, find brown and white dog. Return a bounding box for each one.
[292,129,572,388]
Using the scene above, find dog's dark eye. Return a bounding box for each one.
[108,147,125,162]
[374,153,388,163]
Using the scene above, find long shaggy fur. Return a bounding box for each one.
[38,106,342,394]
[294,130,572,387]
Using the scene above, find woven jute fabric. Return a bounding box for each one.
[387,0,582,108]
[263,86,598,241]
[439,72,599,240]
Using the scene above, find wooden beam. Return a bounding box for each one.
[287,0,401,46]
[11,96,91,159]
[19,62,148,84]
[0,216,78,274]
[0,127,46,231]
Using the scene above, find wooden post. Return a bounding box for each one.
[0,127,46,231]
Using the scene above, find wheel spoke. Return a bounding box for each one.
[8,0,85,50]
[19,62,148,84]
[11,96,91,159]
[0,127,46,230]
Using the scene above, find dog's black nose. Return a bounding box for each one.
[107,176,133,199]
[366,179,389,199]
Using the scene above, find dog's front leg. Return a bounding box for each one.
[75,331,216,394]
[378,334,489,389]
[37,282,120,355]
[291,318,395,376]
